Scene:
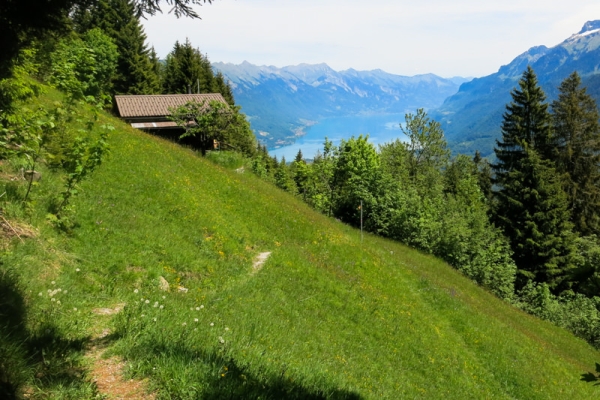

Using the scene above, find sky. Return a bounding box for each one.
[142,0,600,78]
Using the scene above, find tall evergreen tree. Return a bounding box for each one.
[493,67,575,290]
[494,66,554,171]
[495,146,575,289]
[163,39,210,94]
[551,71,600,235]
[81,0,160,94]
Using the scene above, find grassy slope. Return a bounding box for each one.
[4,89,600,398]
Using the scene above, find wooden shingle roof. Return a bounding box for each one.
[114,93,228,118]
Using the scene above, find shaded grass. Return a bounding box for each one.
[1,86,600,398]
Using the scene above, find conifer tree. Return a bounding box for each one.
[212,71,235,105]
[80,0,160,94]
[163,39,210,94]
[494,67,554,171]
[493,67,575,290]
[551,72,600,235]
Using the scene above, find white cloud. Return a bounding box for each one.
[142,0,600,77]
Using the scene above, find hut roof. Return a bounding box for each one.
[114,93,228,118]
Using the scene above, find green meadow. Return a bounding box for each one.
[2,88,600,399]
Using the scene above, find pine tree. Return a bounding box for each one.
[81,0,160,94]
[495,147,575,289]
[493,67,575,290]
[494,67,554,172]
[551,72,600,235]
[163,39,210,94]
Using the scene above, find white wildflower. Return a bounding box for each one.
[200,305,204,309]
[38,292,42,296]
[210,322,214,327]
[51,298,56,302]
[73,308,77,311]
[56,300,61,305]
[182,322,187,326]
[76,268,80,272]
[153,318,157,322]
[145,299,150,304]
[134,289,139,294]
[153,302,159,307]
[194,318,198,322]
[225,327,230,331]
[195,307,200,311]
[51,281,56,285]
[218,336,225,344]
[162,295,166,299]
[159,305,164,309]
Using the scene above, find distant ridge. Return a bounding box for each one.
[431,20,600,157]
[213,62,470,148]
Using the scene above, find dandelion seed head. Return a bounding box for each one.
[159,305,164,309]
[73,307,77,311]
[141,314,145,317]
[51,281,56,285]
[56,300,61,305]
[134,289,139,294]
[200,305,204,309]
[182,322,187,326]
[51,298,56,302]
[195,307,200,311]
[162,296,166,299]
[210,322,214,327]
[63,290,67,294]
[145,299,150,304]
[194,318,198,322]
[153,318,157,322]
[225,327,230,331]
[38,292,43,296]
[76,268,80,272]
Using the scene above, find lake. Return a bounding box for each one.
[269,113,408,160]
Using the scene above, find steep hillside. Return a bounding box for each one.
[2,89,600,398]
[432,20,600,157]
[214,62,468,148]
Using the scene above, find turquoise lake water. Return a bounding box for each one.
[269,113,408,160]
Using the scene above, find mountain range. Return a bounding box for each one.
[432,20,600,156]
[213,61,470,148]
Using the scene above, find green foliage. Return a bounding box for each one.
[332,135,382,226]
[50,128,111,231]
[48,28,118,103]
[551,71,600,236]
[495,147,575,290]
[571,236,600,297]
[401,108,450,182]
[162,39,235,104]
[169,100,256,156]
[78,0,161,95]
[515,282,600,348]
[493,68,576,291]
